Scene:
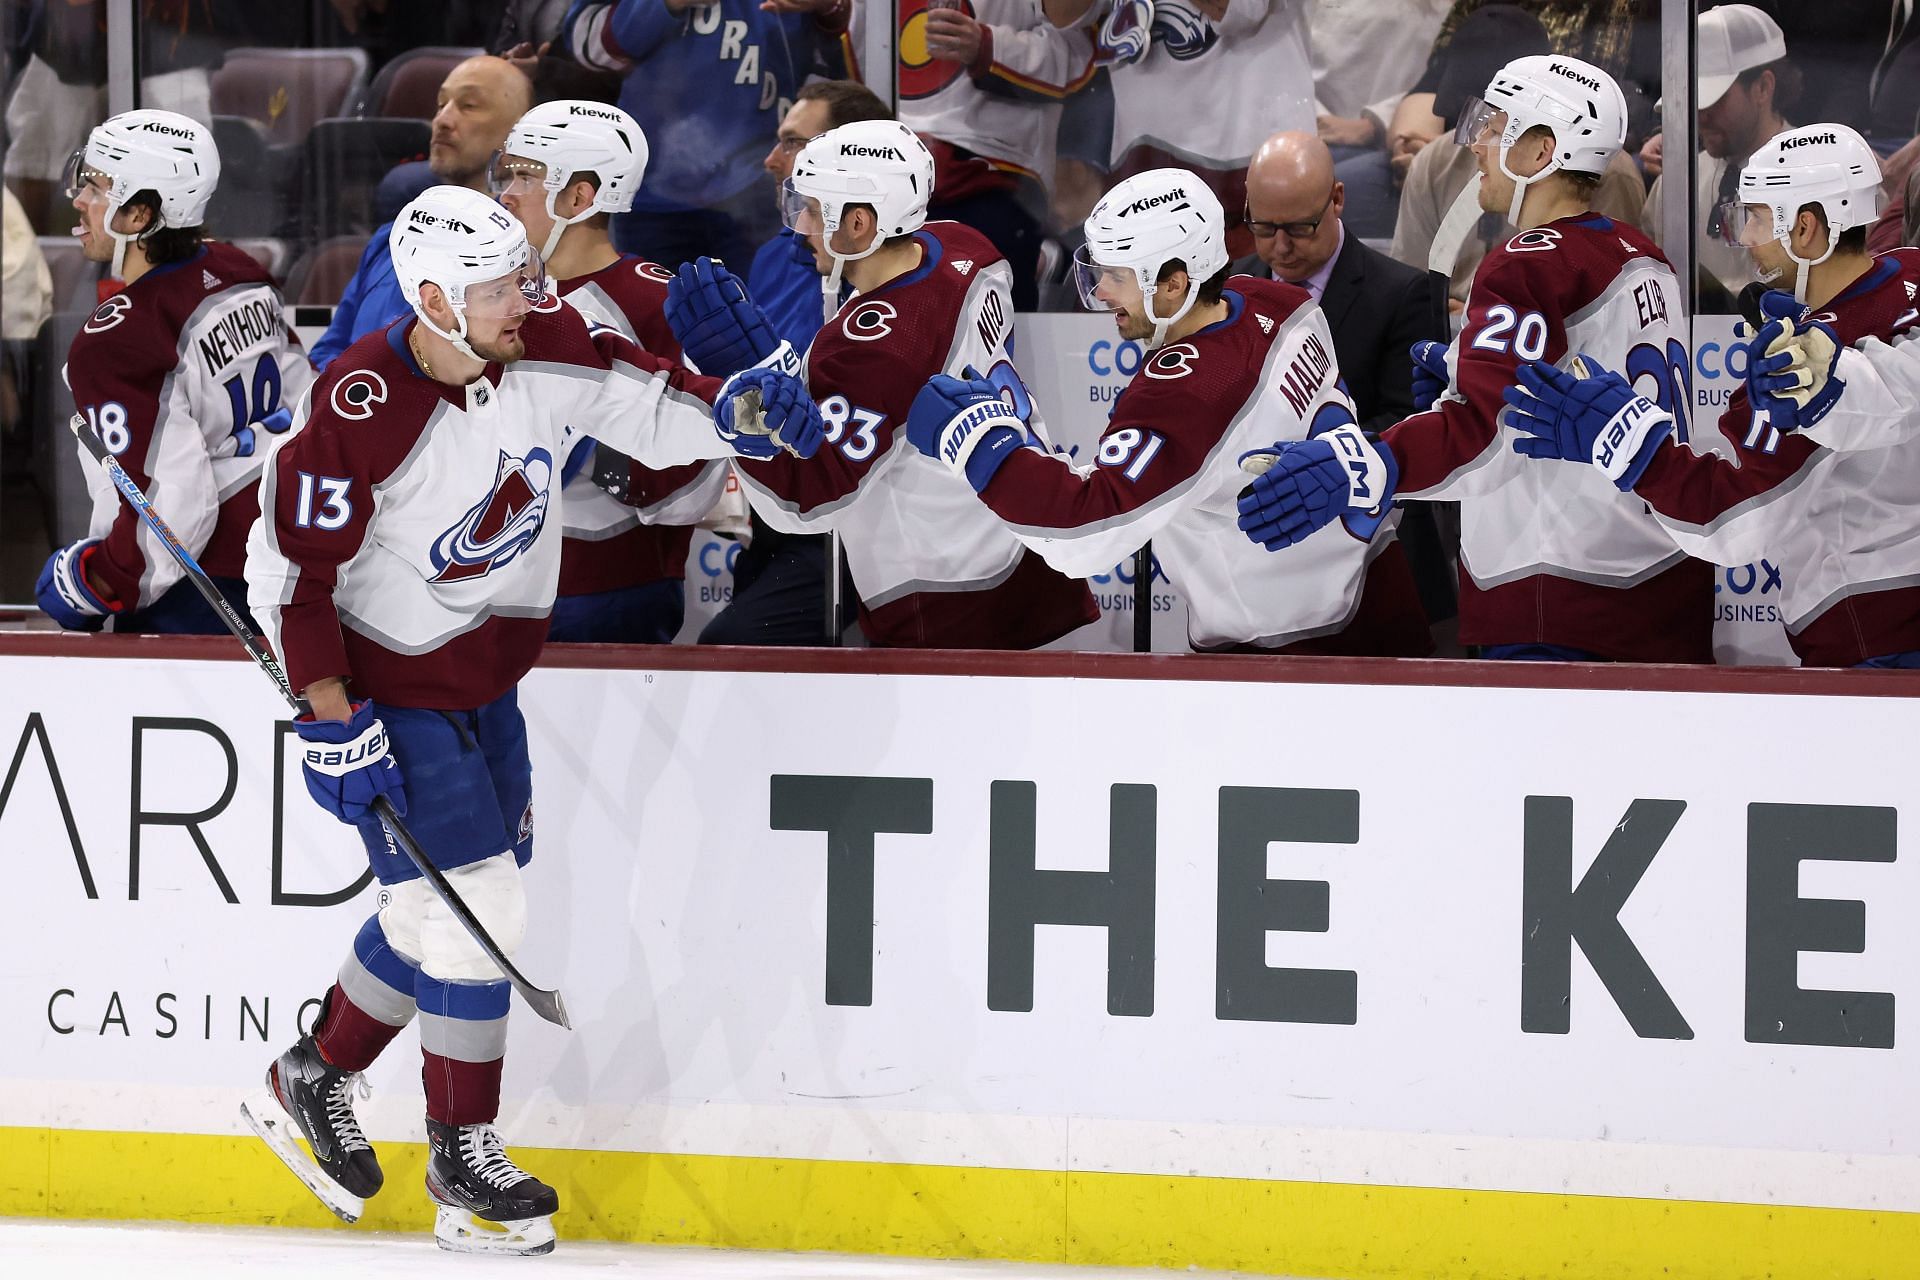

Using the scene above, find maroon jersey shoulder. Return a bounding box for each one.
[1813,248,1920,346]
[302,323,444,478]
[560,254,683,359]
[1473,214,1669,318]
[1109,279,1299,430]
[66,242,279,375]
[808,226,999,401]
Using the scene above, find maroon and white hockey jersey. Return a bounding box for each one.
[556,256,727,596]
[1628,249,1920,666]
[245,301,727,709]
[979,277,1429,654]
[67,241,313,609]
[1382,214,1712,662]
[735,221,1097,648]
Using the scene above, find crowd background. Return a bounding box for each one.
[1,0,1917,647]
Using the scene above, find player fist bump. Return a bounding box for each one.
[1237,424,1398,550]
[714,367,827,460]
[665,258,780,377]
[35,539,118,631]
[1502,357,1673,489]
[1741,290,1843,434]
[906,372,1027,493]
[295,700,407,825]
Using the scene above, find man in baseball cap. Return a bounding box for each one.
[1641,4,1800,305]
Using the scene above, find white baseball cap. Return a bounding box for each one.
[1698,5,1786,109]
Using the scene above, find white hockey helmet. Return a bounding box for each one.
[1727,123,1883,301]
[492,99,649,260]
[1454,54,1626,223]
[1073,167,1228,350]
[390,185,548,360]
[65,108,220,277]
[782,120,934,306]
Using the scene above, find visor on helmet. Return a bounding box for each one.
[780,179,826,236]
[1071,244,1136,312]
[457,254,550,322]
[488,152,548,201]
[1453,98,1504,149]
[63,150,112,203]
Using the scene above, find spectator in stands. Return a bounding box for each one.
[1237,130,1458,635]
[3,0,223,232]
[561,0,850,276]
[308,55,532,370]
[1042,0,1316,259]
[1,186,51,434]
[1640,4,1797,311]
[698,81,891,649]
[1309,0,1452,239]
[890,0,1096,310]
[1367,1,1661,246]
[1389,5,1644,313]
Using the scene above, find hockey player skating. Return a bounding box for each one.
[1235,55,1711,663]
[662,119,1098,647]
[36,109,312,634]
[493,98,727,643]
[902,167,1430,654]
[1501,125,1920,667]
[242,185,821,1254]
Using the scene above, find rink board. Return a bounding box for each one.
[3,638,1919,1279]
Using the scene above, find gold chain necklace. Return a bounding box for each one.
[409,329,435,380]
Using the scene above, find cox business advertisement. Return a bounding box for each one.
[3,650,1917,1278]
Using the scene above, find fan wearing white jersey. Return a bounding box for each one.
[35,110,312,635]
[241,186,821,1255]
[904,167,1430,654]
[1504,126,1920,667]
[494,99,726,643]
[1236,55,1712,664]
[663,120,1098,647]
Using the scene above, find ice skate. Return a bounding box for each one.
[425,1118,559,1255]
[240,1034,381,1223]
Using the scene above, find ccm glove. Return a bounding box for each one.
[1409,339,1451,413]
[715,366,826,460]
[1501,356,1674,489]
[35,539,118,631]
[1236,423,1398,551]
[295,699,407,825]
[1742,289,1844,435]
[665,257,780,376]
[906,370,1028,492]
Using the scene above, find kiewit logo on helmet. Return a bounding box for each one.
[841,143,904,161]
[567,104,623,121]
[1782,133,1839,151]
[139,121,195,139]
[1124,190,1184,215]
[409,210,477,234]
[1548,61,1601,91]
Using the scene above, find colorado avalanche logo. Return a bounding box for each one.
[1152,0,1219,62]
[429,447,553,583]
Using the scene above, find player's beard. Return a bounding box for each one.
[470,329,526,364]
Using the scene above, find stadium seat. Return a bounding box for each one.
[210,47,371,148]
[229,238,290,283]
[284,236,372,308]
[295,117,432,243]
[357,46,484,120]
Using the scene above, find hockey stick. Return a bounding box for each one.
[68,414,572,1029]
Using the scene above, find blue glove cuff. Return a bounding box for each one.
[962,426,1024,492]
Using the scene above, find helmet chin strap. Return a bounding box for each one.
[414,295,483,364]
[1781,230,1838,304]
[1138,271,1202,351]
[818,212,886,321]
[1497,137,1561,226]
[539,188,596,261]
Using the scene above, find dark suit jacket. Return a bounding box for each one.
[1234,232,1449,432]
[1234,231,1458,623]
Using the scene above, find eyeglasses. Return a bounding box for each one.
[773,135,812,156]
[1244,187,1335,241]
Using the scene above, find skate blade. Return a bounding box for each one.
[433,1205,556,1256]
[240,1094,366,1225]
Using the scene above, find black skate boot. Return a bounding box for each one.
[425,1118,560,1255]
[240,1034,381,1222]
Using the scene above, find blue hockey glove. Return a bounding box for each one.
[715,366,826,460]
[1742,290,1844,435]
[1236,424,1399,551]
[906,368,1028,493]
[665,257,779,377]
[1409,339,1450,412]
[35,539,117,631]
[1501,357,1674,489]
[295,699,407,825]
